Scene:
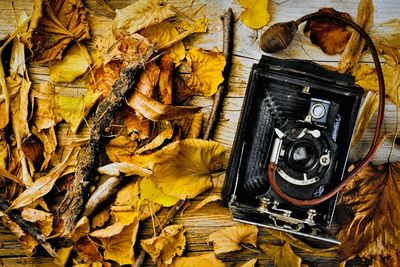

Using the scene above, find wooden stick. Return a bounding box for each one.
[57,45,156,235]
[132,199,186,267]
[0,198,57,257]
[203,8,234,140]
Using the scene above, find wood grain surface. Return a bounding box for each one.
[0,0,399,266]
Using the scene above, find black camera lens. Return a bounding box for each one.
[288,142,318,172]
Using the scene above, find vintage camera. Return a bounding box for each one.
[222,56,364,243]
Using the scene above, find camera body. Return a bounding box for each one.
[222,56,363,243]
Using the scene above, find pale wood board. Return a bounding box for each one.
[0,0,399,266]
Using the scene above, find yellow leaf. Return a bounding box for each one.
[56,90,102,133]
[101,221,139,265]
[69,216,90,242]
[114,0,176,34]
[174,17,208,34]
[207,224,258,254]
[186,112,203,139]
[141,224,186,265]
[238,0,270,29]
[54,246,73,267]
[91,206,110,229]
[157,54,174,103]
[337,163,400,263]
[139,199,162,221]
[110,179,140,225]
[135,62,160,97]
[141,21,186,66]
[260,243,302,267]
[32,126,57,171]
[21,208,53,237]
[353,61,400,106]
[21,0,90,63]
[31,82,62,130]
[90,222,126,238]
[49,42,92,83]
[0,133,8,169]
[97,162,152,177]
[139,176,179,207]
[105,135,138,163]
[10,148,77,209]
[126,91,202,121]
[240,259,257,267]
[169,253,226,267]
[186,47,226,96]
[351,91,379,146]
[190,194,221,214]
[132,139,225,199]
[135,122,173,154]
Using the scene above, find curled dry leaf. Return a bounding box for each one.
[338,0,374,73]
[56,90,102,134]
[32,127,57,171]
[126,90,202,121]
[135,62,160,98]
[238,0,270,29]
[123,107,152,139]
[337,163,400,265]
[105,135,138,163]
[141,22,185,66]
[190,194,221,214]
[21,208,53,237]
[22,0,90,63]
[157,54,174,104]
[303,8,352,55]
[169,253,226,267]
[69,216,90,242]
[54,246,73,267]
[3,214,38,256]
[260,242,302,267]
[73,237,102,264]
[114,0,176,34]
[174,75,195,104]
[351,91,378,146]
[132,139,225,199]
[49,42,92,83]
[141,224,186,265]
[139,176,179,207]
[97,162,152,177]
[135,122,173,154]
[9,148,77,210]
[186,47,226,97]
[240,258,257,267]
[207,223,258,255]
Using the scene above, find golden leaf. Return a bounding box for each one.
[21,208,53,237]
[32,126,57,171]
[135,62,160,98]
[90,222,126,238]
[174,75,194,104]
[303,8,352,55]
[69,216,90,242]
[139,199,162,221]
[0,133,8,169]
[101,221,139,265]
[31,82,62,130]
[3,214,38,256]
[207,224,258,255]
[54,246,73,267]
[126,91,202,121]
[139,176,179,207]
[89,60,122,97]
[123,106,153,140]
[141,22,186,66]
[169,253,226,267]
[190,194,221,214]
[105,135,138,163]
[132,139,225,199]
[74,237,102,264]
[186,47,226,96]
[114,0,176,34]
[174,17,208,34]
[238,0,270,29]
[338,0,374,73]
[336,163,400,264]
[352,61,400,106]
[135,122,173,154]
[351,91,379,146]
[97,162,152,177]
[110,179,140,225]
[260,243,302,267]
[49,42,92,83]
[91,206,110,229]
[10,148,77,209]
[141,224,186,265]
[240,259,257,267]
[56,90,101,133]
[156,54,174,104]
[22,0,90,63]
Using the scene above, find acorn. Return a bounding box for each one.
[259,21,299,53]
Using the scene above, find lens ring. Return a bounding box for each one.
[311,103,325,119]
[287,141,319,172]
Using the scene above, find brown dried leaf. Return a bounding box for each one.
[22,0,90,63]
[260,242,302,267]
[97,162,152,177]
[69,216,90,242]
[239,259,257,267]
[190,194,221,214]
[74,237,102,264]
[338,0,374,73]
[135,62,160,98]
[113,0,176,34]
[135,122,173,154]
[21,208,53,237]
[169,253,226,267]
[91,206,111,229]
[21,135,44,170]
[337,163,400,264]
[31,126,57,171]
[123,107,152,139]
[141,224,186,265]
[304,8,352,55]
[207,224,258,255]
[173,75,194,104]
[126,91,201,121]
[105,135,138,163]
[157,54,174,104]
[3,214,38,256]
[54,246,73,267]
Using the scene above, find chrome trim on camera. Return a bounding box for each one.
[277,167,320,186]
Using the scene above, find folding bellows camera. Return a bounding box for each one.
[222,56,364,243]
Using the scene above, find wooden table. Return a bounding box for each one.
[0,0,398,266]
